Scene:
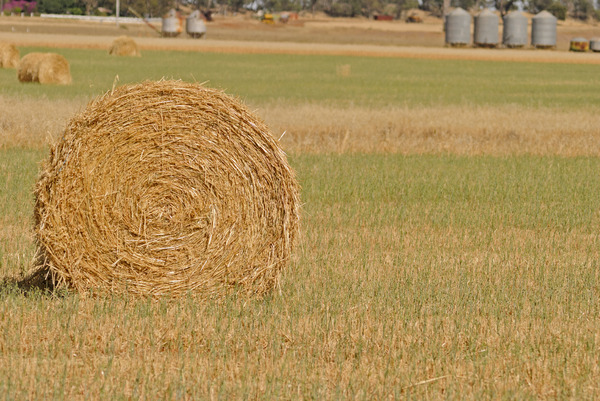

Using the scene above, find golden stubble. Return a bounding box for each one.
[2,220,599,399]
[0,96,82,148]
[257,103,600,156]
[3,96,600,157]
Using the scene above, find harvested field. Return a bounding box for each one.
[2,14,600,61]
[1,16,600,399]
[266,103,600,155]
[3,31,600,63]
[3,98,600,157]
[1,47,600,154]
[0,96,81,148]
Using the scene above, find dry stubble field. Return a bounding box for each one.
[3,13,600,155]
[1,14,600,400]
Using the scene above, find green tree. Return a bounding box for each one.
[495,0,517,16]
[121,0,169,17]
[81,0,98,14]
[528,0,553,13]
[420,0,442,16]
[97,0,116,13]
[37,0,84,13]
[571,0,593,20]
[453,0,475,11]
[228,0,243,11]
[547,0,567,19]
[328,1,352,15]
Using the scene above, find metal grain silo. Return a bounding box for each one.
[186,10,207,38]
[445,8,471,46]
[531,10,556,48]
[474,9,499,47]
[162,9,181,37]
[502,11,528,48]
[590,38,600,52]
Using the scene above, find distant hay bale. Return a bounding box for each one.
[18,52,71,85]
[336,64,351,77]
[0,43,19,68]
[34,80,300,298]
[109,36,141,57]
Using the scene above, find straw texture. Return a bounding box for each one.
[0,43,19,68]
[34,80,300,298]
[109,36,141,57]
[17,52,71,84]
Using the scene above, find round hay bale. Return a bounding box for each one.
[109,36,141,57]
[17,52,71,85]
[34,80,300,298]
[0,43,20,68]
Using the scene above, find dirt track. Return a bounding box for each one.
[2,14,600,64]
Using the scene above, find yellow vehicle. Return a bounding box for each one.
[262,13,275,24]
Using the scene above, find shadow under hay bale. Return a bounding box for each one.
[0,267,56,296]
[17,52,71,85]
[33,80,301,299]
[109,36,141,57]
[0,43,19,68]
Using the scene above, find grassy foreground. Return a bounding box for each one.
[1,149,600,399]
[2,46,600,399]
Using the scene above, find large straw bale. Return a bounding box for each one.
[0,43,19,68]
[109,36,141,57]
[33,80,300,298]
[18,52,71,85]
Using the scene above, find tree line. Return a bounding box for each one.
[4,0,598,22]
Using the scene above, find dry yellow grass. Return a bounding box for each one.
[263,103,600,156]
[0,96,82,148]
[3,97,600,156]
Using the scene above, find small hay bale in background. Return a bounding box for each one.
[0,43,19,68]
[109,36,141,57]
[18,52,71,85]
[34,80,301,298]
[336,64,351,77]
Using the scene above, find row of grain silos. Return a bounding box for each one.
[162,9,207,38]
[445,8,557,49]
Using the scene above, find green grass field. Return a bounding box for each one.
[2,47,600,108]
[1,47,600,399]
